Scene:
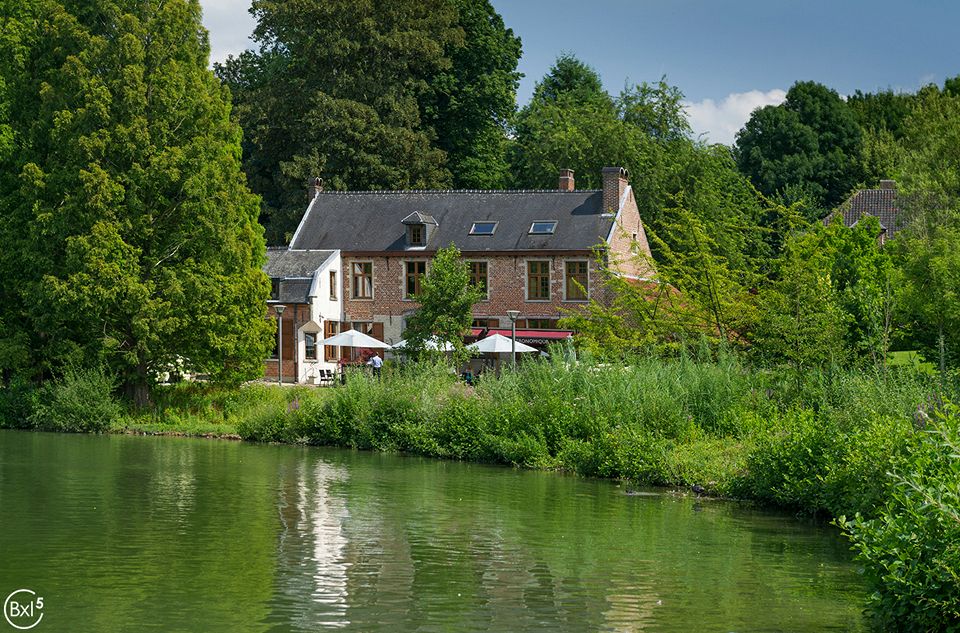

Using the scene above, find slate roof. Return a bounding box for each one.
[290,190,614,252]
[275,279,313,304]
[263,248,335,278]
[825,188,904,236]
[401,211,438,225]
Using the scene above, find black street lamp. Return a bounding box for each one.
[506,310,520,369]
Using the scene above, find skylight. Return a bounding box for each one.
[469,221,498,236]
[529,221,557,235]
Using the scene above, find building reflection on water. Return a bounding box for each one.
[273,457,351,630]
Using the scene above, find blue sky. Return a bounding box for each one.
[199,0,960,145]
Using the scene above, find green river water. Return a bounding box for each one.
[0,430,867,632]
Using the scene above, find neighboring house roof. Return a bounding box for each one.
[275,279,313,304]
[825,186,904,236]
[264,248,336,305]
[290,190,614,252]
[263,248,335,278]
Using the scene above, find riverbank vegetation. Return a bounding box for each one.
[3,353,943,521]
[839,410,960,632]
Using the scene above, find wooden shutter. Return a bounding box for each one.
[371,322,384,341]
[324,320,339,361]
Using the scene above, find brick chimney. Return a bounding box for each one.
[558,169,575,191]
[309,176,324,199]
[879,179,896,190]
[602,166,629,213]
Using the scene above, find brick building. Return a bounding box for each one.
[264,167,655,383]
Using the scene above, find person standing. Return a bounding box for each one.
[366,352,383,378]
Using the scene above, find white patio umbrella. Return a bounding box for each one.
[467,333,537,354]
[391,336,455,352]
[320,329,392,349]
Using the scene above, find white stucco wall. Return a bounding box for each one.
[295,250,344,384]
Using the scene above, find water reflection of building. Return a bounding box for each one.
[273,457,351,630]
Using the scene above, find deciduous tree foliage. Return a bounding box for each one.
[218,0,457,243]
[735,81,864,216]
[751,215,897,375]
[0,0,273,403]
[752,229,849,374]
[402,245,482,367]
[890,89,960,371]
[511,56,766,270]
[847,88,916,139]
[425,0,522,189]
[510,56,643,191]
[218,0,521,243]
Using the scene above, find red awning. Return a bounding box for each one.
[488,329,573,340]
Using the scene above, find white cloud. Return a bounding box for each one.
[199,0,256,66]
[684,89,787,146]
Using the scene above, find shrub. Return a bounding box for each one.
[838,407,960,631]
[738,409,840,512]
[0,379,37,429]
[29,368,122,433]
[433,395,488,460]
[235,403,290,442]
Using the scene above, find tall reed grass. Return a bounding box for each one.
[234,352,942,518]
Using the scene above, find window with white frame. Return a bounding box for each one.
[529,221,557,235]
[469,221,498,236]
[304,333,318,360]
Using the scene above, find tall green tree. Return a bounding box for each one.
[218,0,460,243]
[735,81,864,216]
[527,53,610,106]
[890,87,960,373]
[425,0,522,189]
[403,245,482,367]
[892,226,960,374]
[644,196,761,345]
[847,88,916,139]
[512,58,771,344]
[219,0,521,242]
[563,189,776,358]
[752,230,849,375]
[0,0,46,379]
[0,0,273,403]
[509,55,620,189]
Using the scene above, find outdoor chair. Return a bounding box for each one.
[320,369,334,386]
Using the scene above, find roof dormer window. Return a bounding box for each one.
[529,221,557,235]
[407,224,424,246]
[401,211,437,248]
[470,221,498,236]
